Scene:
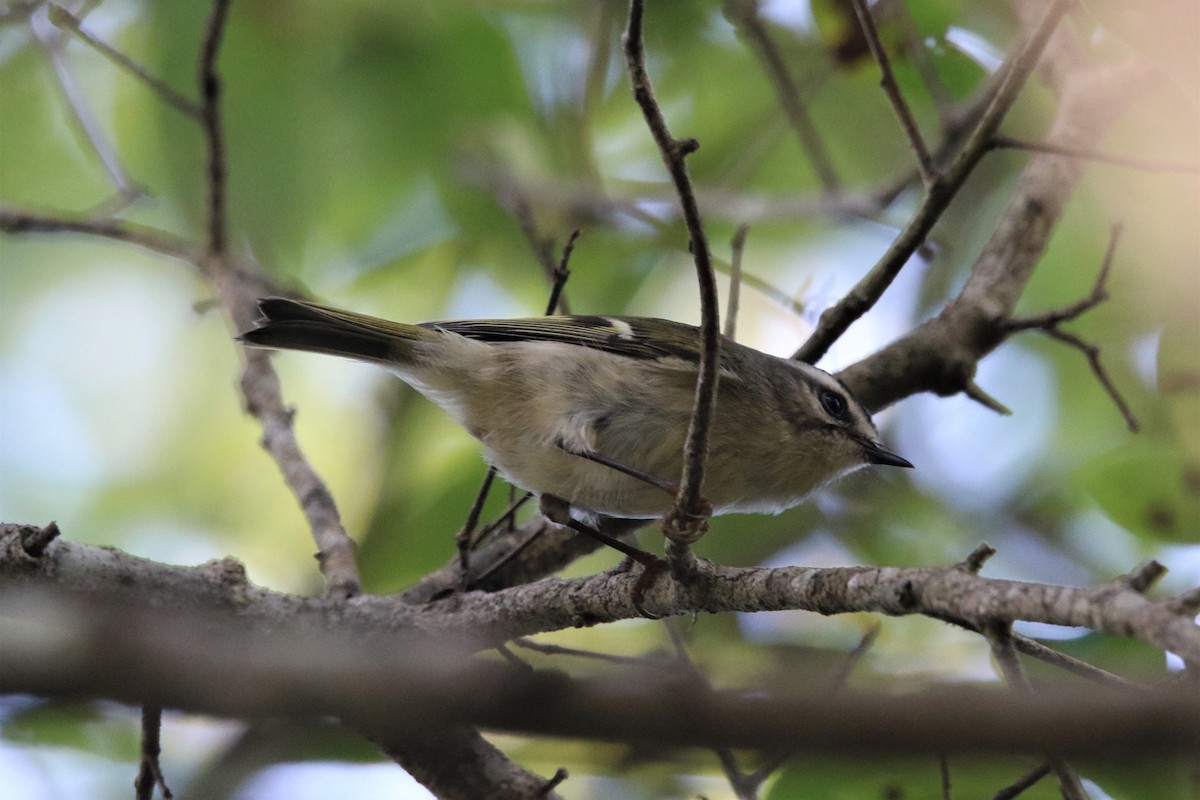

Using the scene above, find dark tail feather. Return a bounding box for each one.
[239,297,417,365]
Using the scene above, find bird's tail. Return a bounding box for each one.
[240,297,431,365]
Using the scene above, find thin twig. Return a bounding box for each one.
[724,0,840,194]
[537,768,569,797]
[828,623,880,691]
[623,0,721,543]
[48,4,201,119]
[725,224,749,341]
[462,228,580,578]
[19,521,61,558]
[985,622,1087,800]
[456,468,497,575]
[1010,635,1143,691]
[134,705,172,799]
[545,229,580,316]
[964,381,1013,416]
[463,494,537,586]
[190,0,361,596]
[1006,224,1121,332]
[991,135,1200,174]
[198,0,232,258]
[939,753,952,800]
[1045,327,1140,432]
[0,208,198,261]
[32,10,139,200]
[849,0,936,185]
[1126,560,1167,594]
[894,1,955,124]
[793,0,1070,364]
[957,543,997,574]
[992,760,1053,800]
[509,193,574,316]
[510,638,660,667]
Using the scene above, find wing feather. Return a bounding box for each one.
[424,316,702,362]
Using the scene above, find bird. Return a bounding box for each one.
[240,296,911,605]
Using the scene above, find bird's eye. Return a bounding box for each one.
[819,390,848,419]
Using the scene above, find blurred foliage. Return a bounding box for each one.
[1,0,1198,798]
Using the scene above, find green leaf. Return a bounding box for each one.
[1079,442,1200,544]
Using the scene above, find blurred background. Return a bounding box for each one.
[1,1,1197,798]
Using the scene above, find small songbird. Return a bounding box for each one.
[240,297,911,531]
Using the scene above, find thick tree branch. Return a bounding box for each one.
[4,527,1196,666]
[795,0,1070,365]
[837,45,1154,411]
[2,583,1198,758]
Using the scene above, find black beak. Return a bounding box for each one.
[862,440,913,469]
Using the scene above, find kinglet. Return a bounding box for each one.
[240,298,911,525]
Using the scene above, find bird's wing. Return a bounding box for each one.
[424,316,704,363]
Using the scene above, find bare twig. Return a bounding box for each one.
[0,208,197,261]
[964,381,1014,416]
[957,543,997,574]
[538,768,569,797]
[1006,225,1120,331]
[456,468,497,575]
[991,135,1200,174]
[895,1,955,123]
[1003,225,1138,433]
[509,194,575,316]
[992,760,1053,800]
[725,224,749,341]
[623,0,721,543]
[19,521,61,558]
[134,705,172,800]
[1010,635,1143,691]
[794,0,1071,365]
[1126,560,1167,594]
[1052,329,1139,432]
[48,4,201,119]
[510,638,660,667]
[31,8,139,201]
[985,622,1088,800]
[460,229,580,577]
[198,0,232,259]
[849,0,936,185]
[545,229,580,317]
[724,0,840,194]
[829,624,881,691]
[939,753,952,800]
[463,493,538,587]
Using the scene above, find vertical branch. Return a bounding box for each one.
[725,224,749,341]
[985,622,1089,800]
[723,0,841,194]
[849,0,936,185]
[622,0,720,541]
[192,0,361,597]
[199,0,232,258]
[134,704,172,800]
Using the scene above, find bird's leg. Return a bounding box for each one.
[539,495,668,619]
[553,439,679,497]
